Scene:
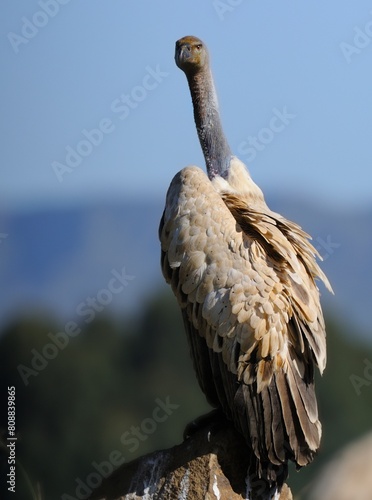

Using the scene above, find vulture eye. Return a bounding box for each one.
[195,44,202,50]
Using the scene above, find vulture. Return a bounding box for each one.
[159,36,332,499]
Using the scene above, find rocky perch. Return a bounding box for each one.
[88,418,292,500]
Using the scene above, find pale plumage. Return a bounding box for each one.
[159,36,332,499]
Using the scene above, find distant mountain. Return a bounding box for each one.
[0,194,371,340]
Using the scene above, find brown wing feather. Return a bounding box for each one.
[159,165,329,481]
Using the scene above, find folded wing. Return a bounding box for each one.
[159,166,329,481]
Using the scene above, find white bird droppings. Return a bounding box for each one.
[212,473,221,499]
[178,468,190,500]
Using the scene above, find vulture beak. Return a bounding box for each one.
[175,42,191,68]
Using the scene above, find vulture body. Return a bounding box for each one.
[159,36,332,499]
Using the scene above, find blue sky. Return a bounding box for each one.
[1,1,372,212]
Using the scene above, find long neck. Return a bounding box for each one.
[186,68,232,179]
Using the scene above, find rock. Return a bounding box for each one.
[88,418,292,500]
[309,432,372,500]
